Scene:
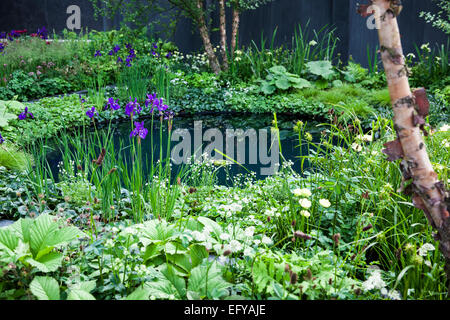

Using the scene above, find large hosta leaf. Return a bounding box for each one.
[275,77,290,90]
[306,60,335,80]
[30,276,60,300]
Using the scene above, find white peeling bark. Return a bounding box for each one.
[361,0,450,291]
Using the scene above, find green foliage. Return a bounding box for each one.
[0,144,32,171]
[420,0,450,34]
[0,214,85,273]
[30,276,60,300]
[257,65,311,95]
[408,41,450,90]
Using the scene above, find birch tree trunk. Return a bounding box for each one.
[219,0,229,70]
[358,0,450,292]
[231,2,240,56]
[196,0,222,74]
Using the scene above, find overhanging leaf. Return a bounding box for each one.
[30,276,60,300]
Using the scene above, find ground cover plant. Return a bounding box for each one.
[0,0,449,301]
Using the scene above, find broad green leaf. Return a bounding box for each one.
[260,82,276,95]
[125,286,151,300]
[168,253,192,274]
[291,78,312,89]
[161,264,186,298]
[67,289,96,300]
[0,227,19,252]
[275,77,290,90]
[71,280,96,293]
[269,65,287,74]
[190,244,208,268]
[29,214,83,259]
[306,60,336,80]
[141,220,175,243]
[30,276,60,300]
[188,262,231,299]
[144,277,180,300]
[26,252,63,273]
[197,217,222,238]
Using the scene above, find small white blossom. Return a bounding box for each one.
[301,210,311,218]
[261,236,273,245]
[418,243,435,257]
[299,198,312,209]
[292,188,312,197]
[230,240,242,252]
[319,199,331,208]
[220,233,230,241]
[362,269,386,291]
[244,226,255,238]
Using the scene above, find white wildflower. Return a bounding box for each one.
[243,247,255,257]
[220,233,230,241]
[230,240,242,252]
[319,199,331,208]
[362,269,386,291]
[418,243,435,257]
[351,143,363,152]
[192,230,206,242]
[299,198,312,209]
[244,226,255,238]
[301,210,311,218]
[292,188,312,197]
[261,236,273,245]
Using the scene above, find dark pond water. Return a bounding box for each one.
[46,114,323,185]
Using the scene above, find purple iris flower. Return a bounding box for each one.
[153,98,168,113]
[152,43,158,50]
[0,43,4,53]
[130,121,148,139]
[86,106,97,118]
[108,50,114,56]
[113,45,121,53]
[165,52,172,58]
[164,110,174,120]
[18,107,34,120]
[79,94,86,104]
[94,50,102,57]
[0,133,5,144]
[37,27,48,39]
[126,43,132,50]
[117,57,123,63]
[125,57,132,67]
[151,50,157,56]
[106,97,121,111]
[125,98,141,117]
[145,93,157,110]
[0,32,6,39]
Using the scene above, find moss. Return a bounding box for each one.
[366,89,391,107]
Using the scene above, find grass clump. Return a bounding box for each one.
[0,144,33,171]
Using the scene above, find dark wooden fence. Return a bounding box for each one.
[0,0,448,66]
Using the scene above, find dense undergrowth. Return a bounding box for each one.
[0,24,449,300]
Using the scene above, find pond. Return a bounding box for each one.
[46,114,323,185]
